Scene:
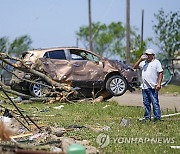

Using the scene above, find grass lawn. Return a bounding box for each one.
[134,84,180,95]
[160,84,180,94]
[1,100,180,154]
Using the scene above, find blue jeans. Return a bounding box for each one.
[142,88,161,119]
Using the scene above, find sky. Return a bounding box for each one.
[0,0,179,52]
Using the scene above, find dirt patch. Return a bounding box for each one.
[111,91,180,111]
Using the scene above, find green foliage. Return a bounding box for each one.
[0,37,9,53]
[160,84,180,94]
[76,22,126,57]
[153,9,180,58]
[76,22,152,62]
[0,35,32,57]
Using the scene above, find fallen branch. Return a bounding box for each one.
[0,53,77,102]
[0,53,72,91]
[0,80,32,100]
[1,85,30,125]
[0,52,107,103]
[0,63,53,90]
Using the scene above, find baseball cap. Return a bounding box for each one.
[145,49,155,55]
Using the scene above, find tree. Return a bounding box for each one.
[0,37,9,53]
[130,34,153,63]
[153,9,180,58]
[76,22,152,63]
[76,22,126,56]
[0,35,32,57]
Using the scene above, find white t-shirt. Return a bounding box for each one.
[139,59,163,89]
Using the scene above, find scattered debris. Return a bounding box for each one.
[46,126,67,137]
[51,146,63,153]
[12,96,22,103]
[67,125,86,130]
[11,132,33,139]
[170,146,180,149]
[0,116,19,141]
[102,126,111,131]
[161,112,180,118]
[67,143,85,154]
[103,105,110,109]
[61,137,98,154]
[29,133,46,141]
[53,105,64,110]
[0,106,98,153]
[173,92,179,96]
[0,123,99,154]
[120,118,130,126]
[85,124,112,133]
[40,108,49,112]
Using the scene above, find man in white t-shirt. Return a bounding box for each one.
[134,49,163,122]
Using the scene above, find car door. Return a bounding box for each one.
[41,49,74,82]
[68,49,105,88]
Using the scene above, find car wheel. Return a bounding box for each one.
[29,80,49,97]
[106,75,127,96]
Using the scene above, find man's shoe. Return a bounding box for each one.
[153,118,164,123]
[138,118,151,124]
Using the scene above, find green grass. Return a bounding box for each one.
[1,101,180,154]
[160,84,180,94]
[0,84,179,153]
[135,84,180,95]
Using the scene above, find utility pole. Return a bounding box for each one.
[88,0,93,51]
[126,0,130,65]
[76,38,79,47]
[141,9,144,49]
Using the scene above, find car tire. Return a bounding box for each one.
[29,79,49,97]
[106,75,127,96]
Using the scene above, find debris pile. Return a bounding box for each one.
[0,92,99,153]
[0,52,111,103]
[0,116,19,141]
[0,118,98,154]
[0,52,114,153]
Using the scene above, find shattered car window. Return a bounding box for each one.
[84,52,99,62]
[70,49,100,62]
[43,50,66,59]
[71,54,84,60]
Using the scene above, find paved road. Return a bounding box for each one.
[111,92,180,111]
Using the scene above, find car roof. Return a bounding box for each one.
[27,47,101,58]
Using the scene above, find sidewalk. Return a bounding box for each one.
[111,92,180,111]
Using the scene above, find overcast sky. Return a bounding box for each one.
[0,0,179,52]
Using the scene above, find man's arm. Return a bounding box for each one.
[156,71,163,91]
[133,57,143,69]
